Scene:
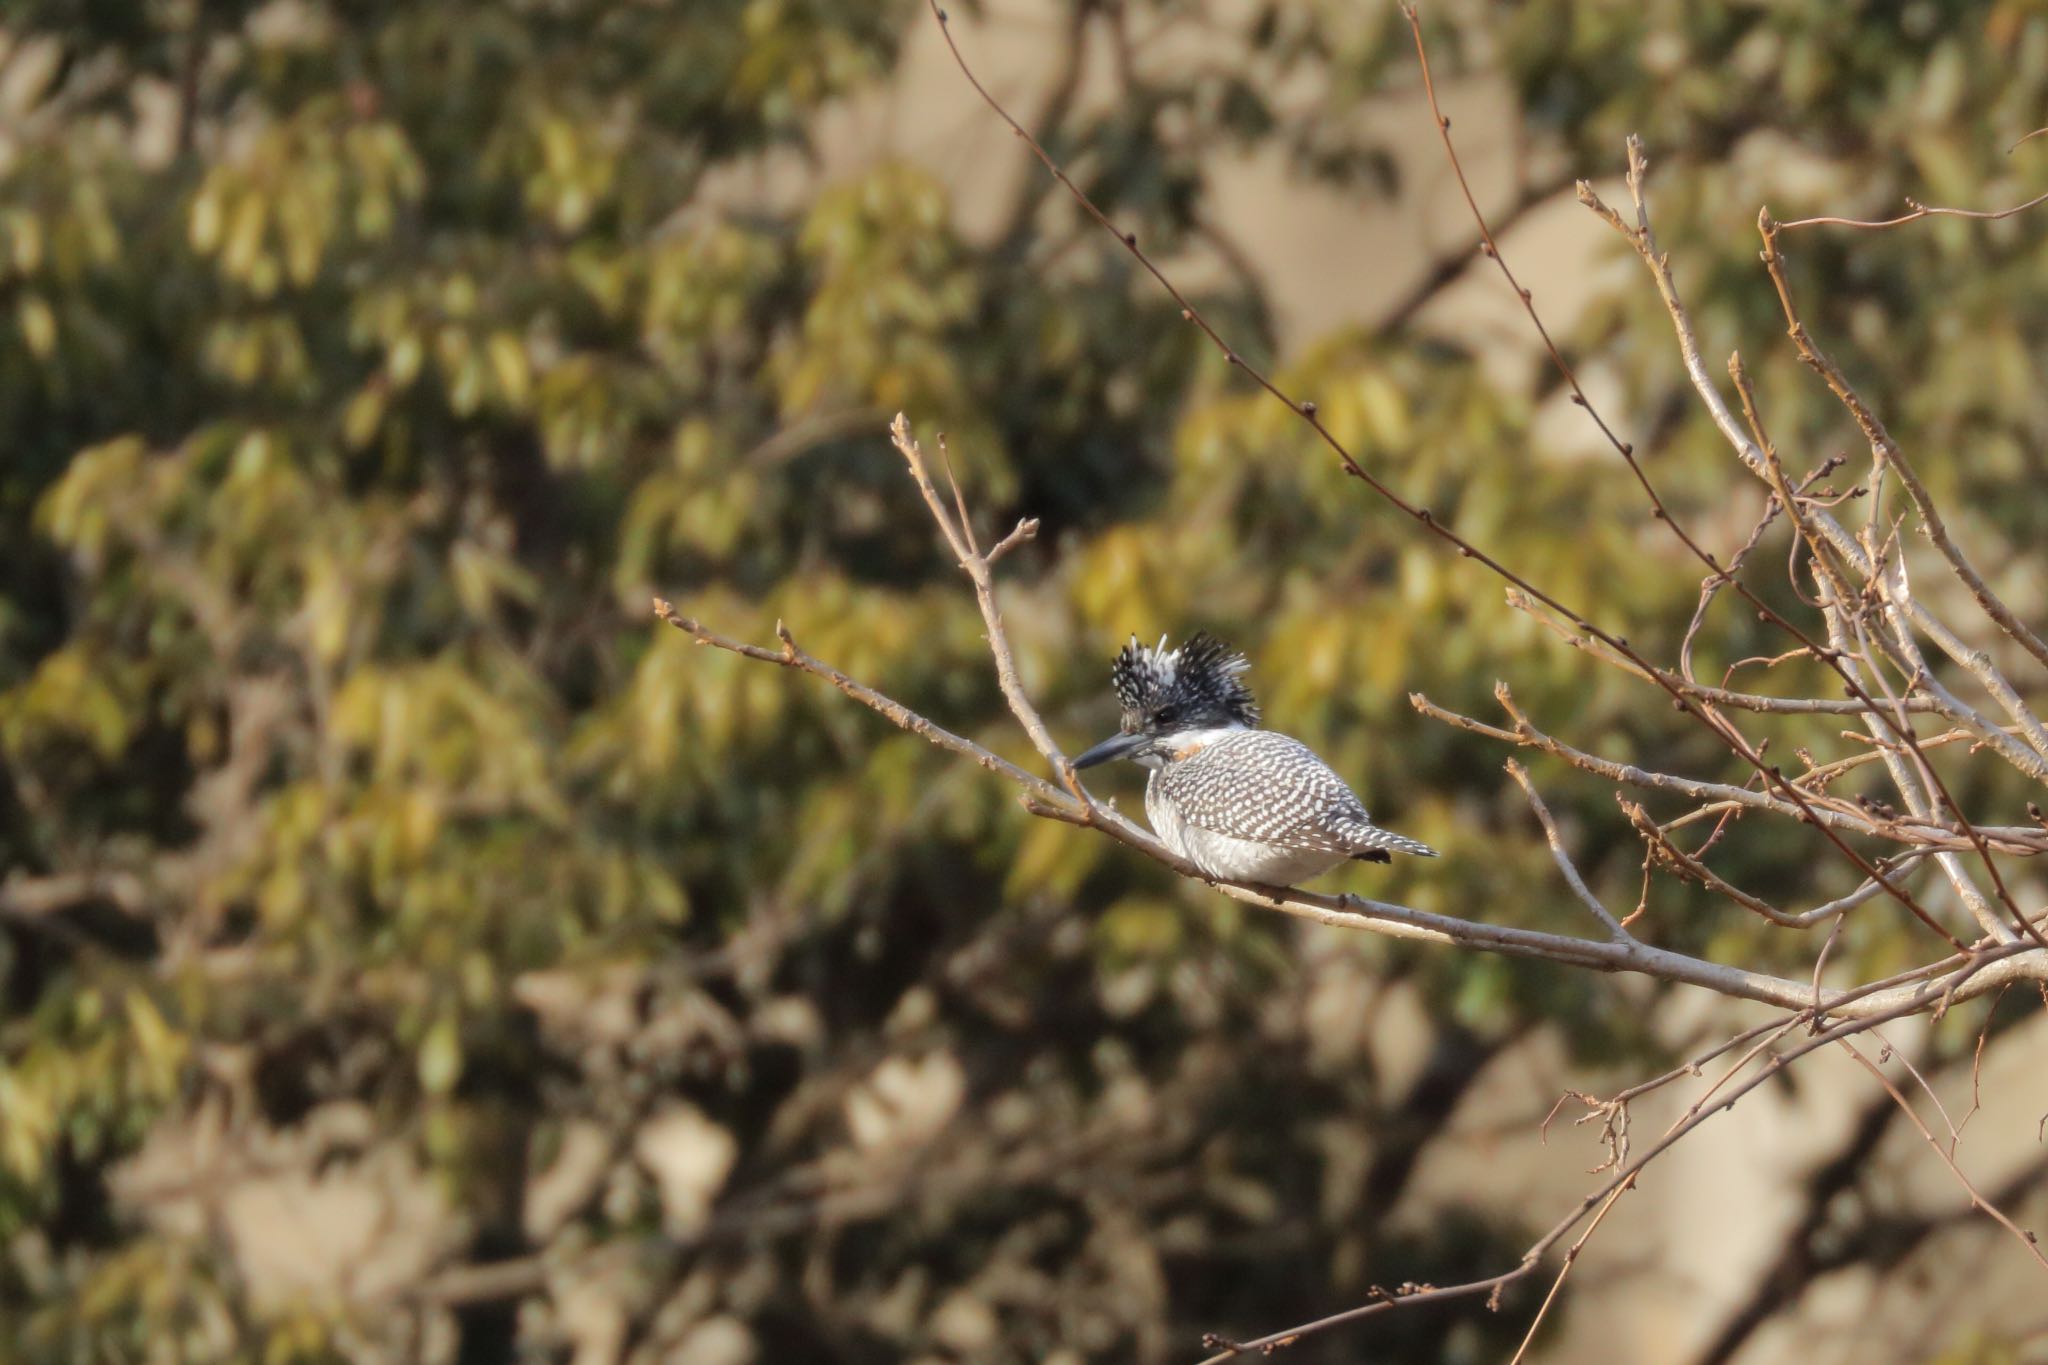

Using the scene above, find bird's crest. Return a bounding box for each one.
[1110,631,1260,730]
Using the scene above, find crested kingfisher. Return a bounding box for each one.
[1073,632,1437,885]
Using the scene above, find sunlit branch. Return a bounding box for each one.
[1776,186,2048,233]
[1195,950,2034,1362]
[1577,138,2048,945]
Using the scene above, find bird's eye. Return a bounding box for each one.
[1154,706,1178,726]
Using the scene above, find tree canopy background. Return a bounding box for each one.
[6,2,2048,1362]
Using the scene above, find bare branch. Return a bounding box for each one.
[1399,34,1983,942]
[1756,209,2048,675]
[1776,187,2048,232]
[1410,688,2048,856]
[1585,150,2048,776]
[1507,760,1631,941]
[985,517,1040,564]
[651,599,1063,802]
[1578,137,2048,948]
[1837,1038,2048,1272]
[1196,954,2032,1361]
[1843,610,2018,944]
[0,869,150,920]
[887,415,1085,800]
[1625,797,1824,929]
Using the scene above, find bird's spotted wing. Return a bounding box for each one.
[1156,731,1370,853]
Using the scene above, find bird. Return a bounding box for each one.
[1072,632,1437,885]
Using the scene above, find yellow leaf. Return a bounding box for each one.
[17,293,55,360]
[305,554,351,663]
[342,383,387,450]
[188,184,224,253]
[449,353,484,415]
[223,191,268,280]
[418,1016,463,1096]
[125,992,187,1095]
[488,332,530,408]
[388,332,423,388]
[8,210,43,273]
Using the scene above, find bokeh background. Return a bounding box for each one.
[7,2,2048,1362]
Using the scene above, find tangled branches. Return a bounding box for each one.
[658,2,2048,1358]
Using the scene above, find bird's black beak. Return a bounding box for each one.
[1073,731,1148,769]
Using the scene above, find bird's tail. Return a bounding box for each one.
[1341,821,1439,860]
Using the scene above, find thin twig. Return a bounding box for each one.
[1575,138,2048,945]
[651,599,1060,799]
[1411,687,2048,857]
[1777,187,2048,232]
[888,415,1087,800]
[1196,956,2017,1361]
[1837,1037,2048,1272]
[1507,760,1631,941]
[1757,207,2048,680]
[1402,35,1975,942]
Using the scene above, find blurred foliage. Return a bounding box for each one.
[3,2,2048,1362]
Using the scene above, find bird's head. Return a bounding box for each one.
[1073,631,1259,770]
